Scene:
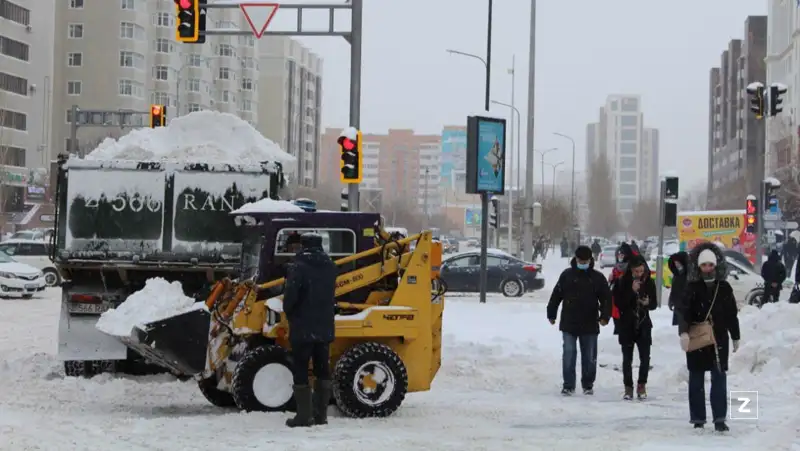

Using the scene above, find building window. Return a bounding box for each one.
[0,109,27,131]
[221,90,232,103]
[70,0,84,9]
[154,38,172,54]
[1,0,30,25]
[218,67,231,79]
[619,170,636,183]
[121,0,136,10]
[67,52,83,67]
[218,44,235,57]
[153,65,169,81]
[151,92,170,106]
[0,145,25,166]
[120,22,145,40]
[68,24,84,39]
[621,98,638,112]
[619,183,636,196]
[240,100,252,112]
[620,156,637,169]
[118,79,143,98]
[67,81,82,95]
[0,72,27,96]
[241,78,253,91]
[620,115,638,127]
[620,129,637,141]
[187,103,201,112]
[119,51,144,69]
[618,197,636,211]
[187,78,200,92]
[154,12,171,27]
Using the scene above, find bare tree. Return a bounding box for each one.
[539,194,572,238]
[627,198,660,238]
[586,155,619,237]
[707,177,747,210]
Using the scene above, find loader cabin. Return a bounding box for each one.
[233,209,385,302]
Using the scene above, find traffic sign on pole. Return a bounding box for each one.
[239,2,279,38]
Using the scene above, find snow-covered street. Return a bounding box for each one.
[1,254,799,450]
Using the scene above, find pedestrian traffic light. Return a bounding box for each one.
[764,178,781,214]
[746,83,765,119]
[489,197,498,228]
[338,127,362,184]
[746,196,758,233]
[150,104,166,128]
[664,176,679,200]
[175,0,206,44]
[770,83,788,117]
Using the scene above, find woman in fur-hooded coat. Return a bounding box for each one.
[609,242,636,332]
[668,251,689,326]
[676,241,740,372]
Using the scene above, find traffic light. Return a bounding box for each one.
[746,82,765,119]
[764,178,781,214]
[150,104,166,128]
[746,196,758,233]
[664,176,679,200]
[175,0,206,44]
[489,197,498,228]
[338,127,362,184]
[770,83,788,117]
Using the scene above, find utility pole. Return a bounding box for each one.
[508,55,516,255]
[523,0,537,262]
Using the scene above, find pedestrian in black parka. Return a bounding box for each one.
[283,233,338,428]
[761,250,787,304]
[590,239,602,260]
[612,255,657,400]
[676,241,741,432]
[668,251,689,326]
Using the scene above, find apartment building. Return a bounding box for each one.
[257,36,322,188]
[1,0,55,169]
[585,95,660,220]
[707,16,766,209]
[765,2,799,180]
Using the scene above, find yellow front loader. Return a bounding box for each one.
[118,231,444,418]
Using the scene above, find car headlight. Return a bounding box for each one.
[0,271,16,279]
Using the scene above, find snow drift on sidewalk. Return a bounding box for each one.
[84,111,295,167]
[730,303,800,387]
[96,278,206,337]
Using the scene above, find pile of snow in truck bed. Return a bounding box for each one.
[84,111,295,166]
[231,198,304,214]
[96,278,206,337]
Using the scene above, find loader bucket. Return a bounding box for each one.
[119,308,211,377]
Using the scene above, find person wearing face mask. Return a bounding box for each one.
[612,255,657,400]
[676,242,740,432]
[668,251,689,326]
[608,243,635,332]
[547,245,612,396]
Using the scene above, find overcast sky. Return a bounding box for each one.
[266,0,768,188]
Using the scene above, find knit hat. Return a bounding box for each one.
[698,249,717,266]
[575,245,592,260]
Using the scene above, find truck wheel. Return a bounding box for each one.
[231,345,295,412]
[198,377,236,407]
[333,342,408,418]
[43,269,60,287]
[64,360,87,377]
[64,360,114,377]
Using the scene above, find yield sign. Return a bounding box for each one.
[239,3,279,39]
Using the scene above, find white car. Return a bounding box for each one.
[598,245,619,268]
[725,257,793,307]
[0,250,46,298]
[0,239,60,287]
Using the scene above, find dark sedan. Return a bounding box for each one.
[440,251,544,297]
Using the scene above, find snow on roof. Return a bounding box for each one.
[231,198,305,214]
[678,209,744,216]
[84,111,296,168]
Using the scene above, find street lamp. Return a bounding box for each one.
[544,161,564,201]
[534,148,558,200]
[445,49,490,111]
[491,98,520,255]
[553,132,576,228]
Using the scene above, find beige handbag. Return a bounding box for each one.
[686,284,718,352]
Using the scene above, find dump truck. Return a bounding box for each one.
[51,154,286,376]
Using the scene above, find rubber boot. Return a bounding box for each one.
[285,385,314,428]
[313,379,333,425]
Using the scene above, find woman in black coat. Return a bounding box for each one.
[668,251,689,326]
[676,241,741,432]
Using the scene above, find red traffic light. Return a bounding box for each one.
[341,138,355,151]
[746,200,756,214]
[151,105,162,115]
[178,0,192,8]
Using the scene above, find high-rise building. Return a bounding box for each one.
[707,16,766,209]
[585,95,660,219]
[765,3,798,181]
[1,0,55,169]
[257,37,323,188]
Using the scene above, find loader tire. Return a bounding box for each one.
[198,377,236,408]
[333,342,408,418]
[231,345,295,412]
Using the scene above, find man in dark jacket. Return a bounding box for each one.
[612,255,657,400]
[761,250,787,304]
[560,236,569,258]
[783,236,797,272]
[283,233,338,427]
[668,251,689,326]
[630,240,640,255]
[676,242,740,432]
[547,245,612,396]
[590,239,602,260]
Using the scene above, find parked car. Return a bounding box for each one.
[726,257,793,308]
[10,228,54,241]
[0,239,60,287]
[598,245,619,268]
[723,249,754,272]
[0,250,47,298]
[440,250,544,296]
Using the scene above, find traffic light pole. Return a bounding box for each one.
[655,179,666,308]
[200,1,362,210]
[68,105,152,157]
[756,180,766,269]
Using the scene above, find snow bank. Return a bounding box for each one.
[84,111,295,167]
[731,303,800,382]
[96,278,206,337]
[231,197,304,214]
